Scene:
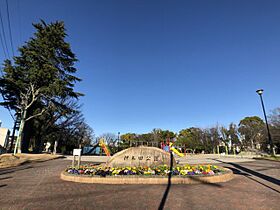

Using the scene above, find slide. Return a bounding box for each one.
[170,147,184,157]
[99,139,111,156]
[169,142,184,157]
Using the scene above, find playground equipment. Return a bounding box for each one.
[169,142,184,157]
[170,146,184,157]
[161,139,185,157]
[99,139,111,156]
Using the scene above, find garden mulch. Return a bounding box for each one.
[0,158,279,210]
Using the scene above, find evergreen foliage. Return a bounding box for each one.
[0,20,86,153]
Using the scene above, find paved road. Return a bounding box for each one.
[0,159,279,210]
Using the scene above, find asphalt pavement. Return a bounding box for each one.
[0,157,279,210]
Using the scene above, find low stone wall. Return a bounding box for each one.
[106,146,174,168]
[60,168,234,185]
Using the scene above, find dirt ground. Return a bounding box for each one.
[0,153,63,169]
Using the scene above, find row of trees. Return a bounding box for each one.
[119,109,280,154]
[0,21,93,153]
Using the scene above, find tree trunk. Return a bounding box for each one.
[251,139,255,149]
[9,119,18,152]
[21,120,32,153]
[53,141,58,155]
[34,123,43,153]
[14,110,27,154]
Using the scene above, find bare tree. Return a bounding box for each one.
[14,84,52,154]
[269,107,280,152]
[98,133,118,146]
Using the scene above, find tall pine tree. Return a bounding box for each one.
[0,20,83,153]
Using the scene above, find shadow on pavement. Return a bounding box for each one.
[255,167,278,172]
[0,165,33,176]
[0,176,13,181]
[158,152,173,210]
[158,153,223,210]
[226,166,280,194]
[212,159,280,193]
[225,166,251,176]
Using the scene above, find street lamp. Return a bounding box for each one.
[256,89,274,155]
[118,132,120,143]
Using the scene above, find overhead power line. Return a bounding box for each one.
[17,0,22,44]
[0,6,10,59]
[5,0,15,57]
[0,24,8,58]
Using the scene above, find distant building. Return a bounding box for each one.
[0,127,10,148]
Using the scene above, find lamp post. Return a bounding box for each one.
[256,89,274,155]
[117,132,120,143]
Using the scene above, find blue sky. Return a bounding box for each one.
[0,0,279,135]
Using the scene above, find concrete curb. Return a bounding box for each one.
[60,168,234,184]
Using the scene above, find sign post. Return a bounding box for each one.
[72,148,82,168]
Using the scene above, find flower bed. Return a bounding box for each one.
[66,164,225,177]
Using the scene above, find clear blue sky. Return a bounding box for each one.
[0,0,279,136]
